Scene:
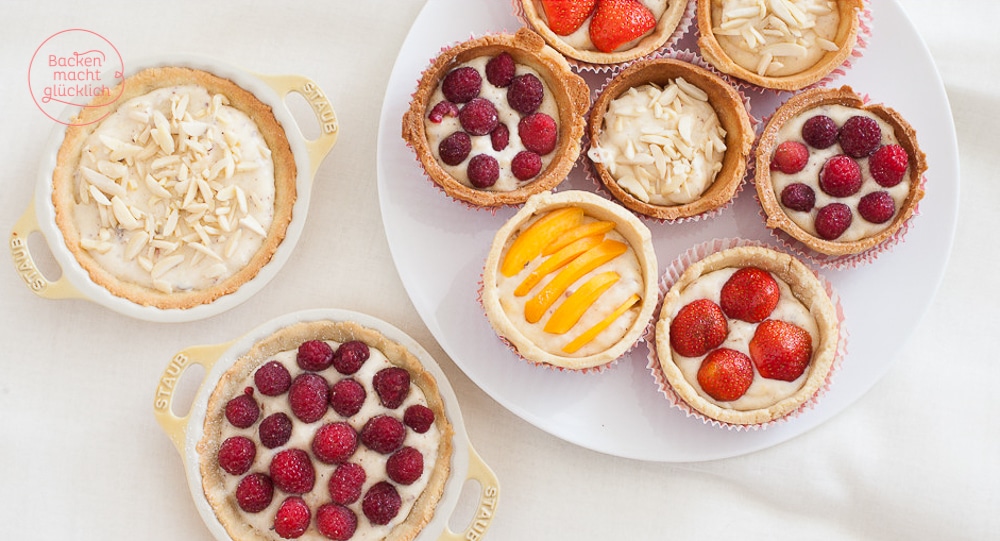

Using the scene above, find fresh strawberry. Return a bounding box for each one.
[697,348,754,402]
[669,299,728,358]
[589,0,656,53]
[720,267,780,323]
[748,320,813,382]
[541,0,598,36]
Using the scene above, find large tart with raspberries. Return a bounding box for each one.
[198,320,454,541]
[654,245,839,425]
[402,28,590,207]
[755,86,927,256]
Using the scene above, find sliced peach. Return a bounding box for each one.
[544,271,620,334]
[514,235,604,297]
[500,207,584,277]
[524,239,628,323]
[562,293,641,354]
[542,220,616,256]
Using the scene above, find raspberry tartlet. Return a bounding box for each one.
[653,244,840,425]
[755,86,927,257]
[696,0,864,90]
[482,190,658,370]
[198,320,454,541]
[587,57,753,220]
[402,28,590,208]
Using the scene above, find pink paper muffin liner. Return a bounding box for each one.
[642,237,848,430]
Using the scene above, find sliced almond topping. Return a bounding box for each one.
[81,167,128,198]
[240,215,266,236]
[205,263,228,278]
[188,241,223,261]
[151,109,175,154]
[152,279,173,294]
[151,254,185,278]
[88,185,112,206]
[125,231,150,260]
[110,196,141,230]
[224,228,243,258]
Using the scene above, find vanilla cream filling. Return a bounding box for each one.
[72,85,276,294]
[537,0,670,53]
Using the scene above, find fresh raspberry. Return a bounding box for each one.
[838,115,882,158]
[518,113,557,155]
[273,496,311,539]
[669,299,728,358]
[427,100,459,123]
[780,182,816,212]
[869,144,909,187]
[218,436,256,475]
[403,404,435,434]
[490,123,510,151]
[467,154,500,188]
[814,202,853,240]
[225,389,259,429]
[720,267,780,323]
[328,462,367,505]
[819,154,862,197]
[770,141,809,174]
[332,340,370,375]
[316,503,358,541]
[362,482,402,526]
[459,97,499,136]
[386,446,424,485]
[259,412,293,449]
[438,132,471,166]
[507,73,544,114]
[329,378,366,417]
[857,191,896,224]
[254,361,291,396]
[696,348,755,402]
[485,52,516,88]
[269,449,316,495]
[236,473,274,513]
[801,115,839,149]
[297,340,334,371]
[511,151,543,181]
[373,367,411,409]
[749,319,813,381]
[311,422,358,464]
[288,373,330,423]
[441,66,482,103]
[360,415,406,455]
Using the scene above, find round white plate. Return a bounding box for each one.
[376,0,959,461]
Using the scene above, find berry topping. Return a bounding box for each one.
[780,182,816,212]
[518,112,558,155]
[259,412,293,449]
[329,378,367,418]
[459,97,499,136]
[225,390,259,429]
[372,367,411,409]
[274,496,311,539]
[819,154,862,197]
[254,361,291,396]
[403,404,435,434]
[801,115,839,149]
[360,415,406,455]
[749,319,813,382]
[490,123,510,152]
[511,150,543,181]
[720,267,780,323]
[328,462,367,505]
[288,373,330,424]
[541,0,598,36]
[838,115,882,158]
[697,348,755,402]
[438,132,471,166]
[507,73,544,114]
[869,144,909,187]
[386,446,424,485]
[362,481,402,526]
[427,100,459,123]
[441,66,482,103]
[467,154,500,188]
[297,340,334,372]
[236,473,274,513]
[316,503,358,541]
[814,202,853,240]
[770,141,809,174]
[218,436,256,476]
[485,52,516,88]
[669,299,729,358]
[332,340,370,375]
[269,449,316,495]
[311,422,358,464]
[858,191,896,224]
[589,0,657,53]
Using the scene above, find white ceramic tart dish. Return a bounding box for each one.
[10,56,339,322]
[153,309,499,541]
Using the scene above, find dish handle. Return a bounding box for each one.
[255,73,339,177]
[437,444,500,541]
[9,202,85,300]
[153,341,233,456]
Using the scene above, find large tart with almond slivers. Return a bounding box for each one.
[482,190,658,370]
[755,86,927,256]
[198,320,454,541]
[402,28,590,208]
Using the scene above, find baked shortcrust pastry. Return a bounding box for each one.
[52,66,296,309]
[587,58,753,220]
[755,86,927,256]
[198,320,454,541]
[402,28,590,207]
[482,190,658,370]
[655,245,838,425]
[696,0,863,90]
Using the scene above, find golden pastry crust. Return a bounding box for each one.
[401,28,590,207]
[51,66,297,309]
[654,245,839,425]
[755,86,927,256]
[587,58,754,220]
[198,320,455,541]
[696,0,863,91]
